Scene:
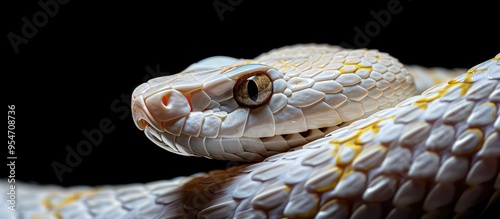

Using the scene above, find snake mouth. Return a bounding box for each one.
[131,95,153,130]
[142,124,188,156]
[140,121,343,161]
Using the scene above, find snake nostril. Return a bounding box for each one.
[140,119,149,128]
[162,96,168,106]
[145,89,191,122]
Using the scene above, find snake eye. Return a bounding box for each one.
[233,72,273,108]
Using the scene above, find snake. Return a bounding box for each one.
[2,45,499,218]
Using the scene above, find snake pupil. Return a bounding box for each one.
[247,80,259,102]
[234,71,273,108]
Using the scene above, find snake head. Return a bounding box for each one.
[131,46,416,161]
[132,56,293,160]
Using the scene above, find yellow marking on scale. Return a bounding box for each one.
[292,61,304,67]
[482,102,498,118]
[338,166,355,181]
[40,189,100,219]
[493,53,500,60]
[330,133,357,144]
[329,143,340,156]
[51,192,84,210]
[339,64,358,74]
[319,199,348,213]
[469,128,485,152]
[414,69,475,109]
[328,116,394,170]
[330,116,392,145]
[283,185,292,193]
[278,60,292,71]
[335,141,363,166]
[315,166,343,192]
[289,195,320,219]
[43,193,54,209]
[321,116,395,197]
[353,145,387,171]
[315,62,328,68]
[356,63,373,72]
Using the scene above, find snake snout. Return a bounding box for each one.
[131,80,192,133]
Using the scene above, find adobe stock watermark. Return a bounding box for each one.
[7,0,70,54]
[213,0,243,21]
[51,64,167,182]
[340,0,410,49]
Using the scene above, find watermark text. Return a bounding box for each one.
[7,0,70,54]
[213,0,243,21]
[51,65,166,182]
[340,0,408,48]
[6,105,17,211]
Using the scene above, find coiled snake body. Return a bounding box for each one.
[3,45,499,218]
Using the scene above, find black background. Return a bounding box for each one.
[3,0,498,187]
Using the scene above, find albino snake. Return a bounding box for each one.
[2,45,499,218]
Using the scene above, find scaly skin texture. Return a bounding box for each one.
[1,46,498,219]
[131,45,461,162]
